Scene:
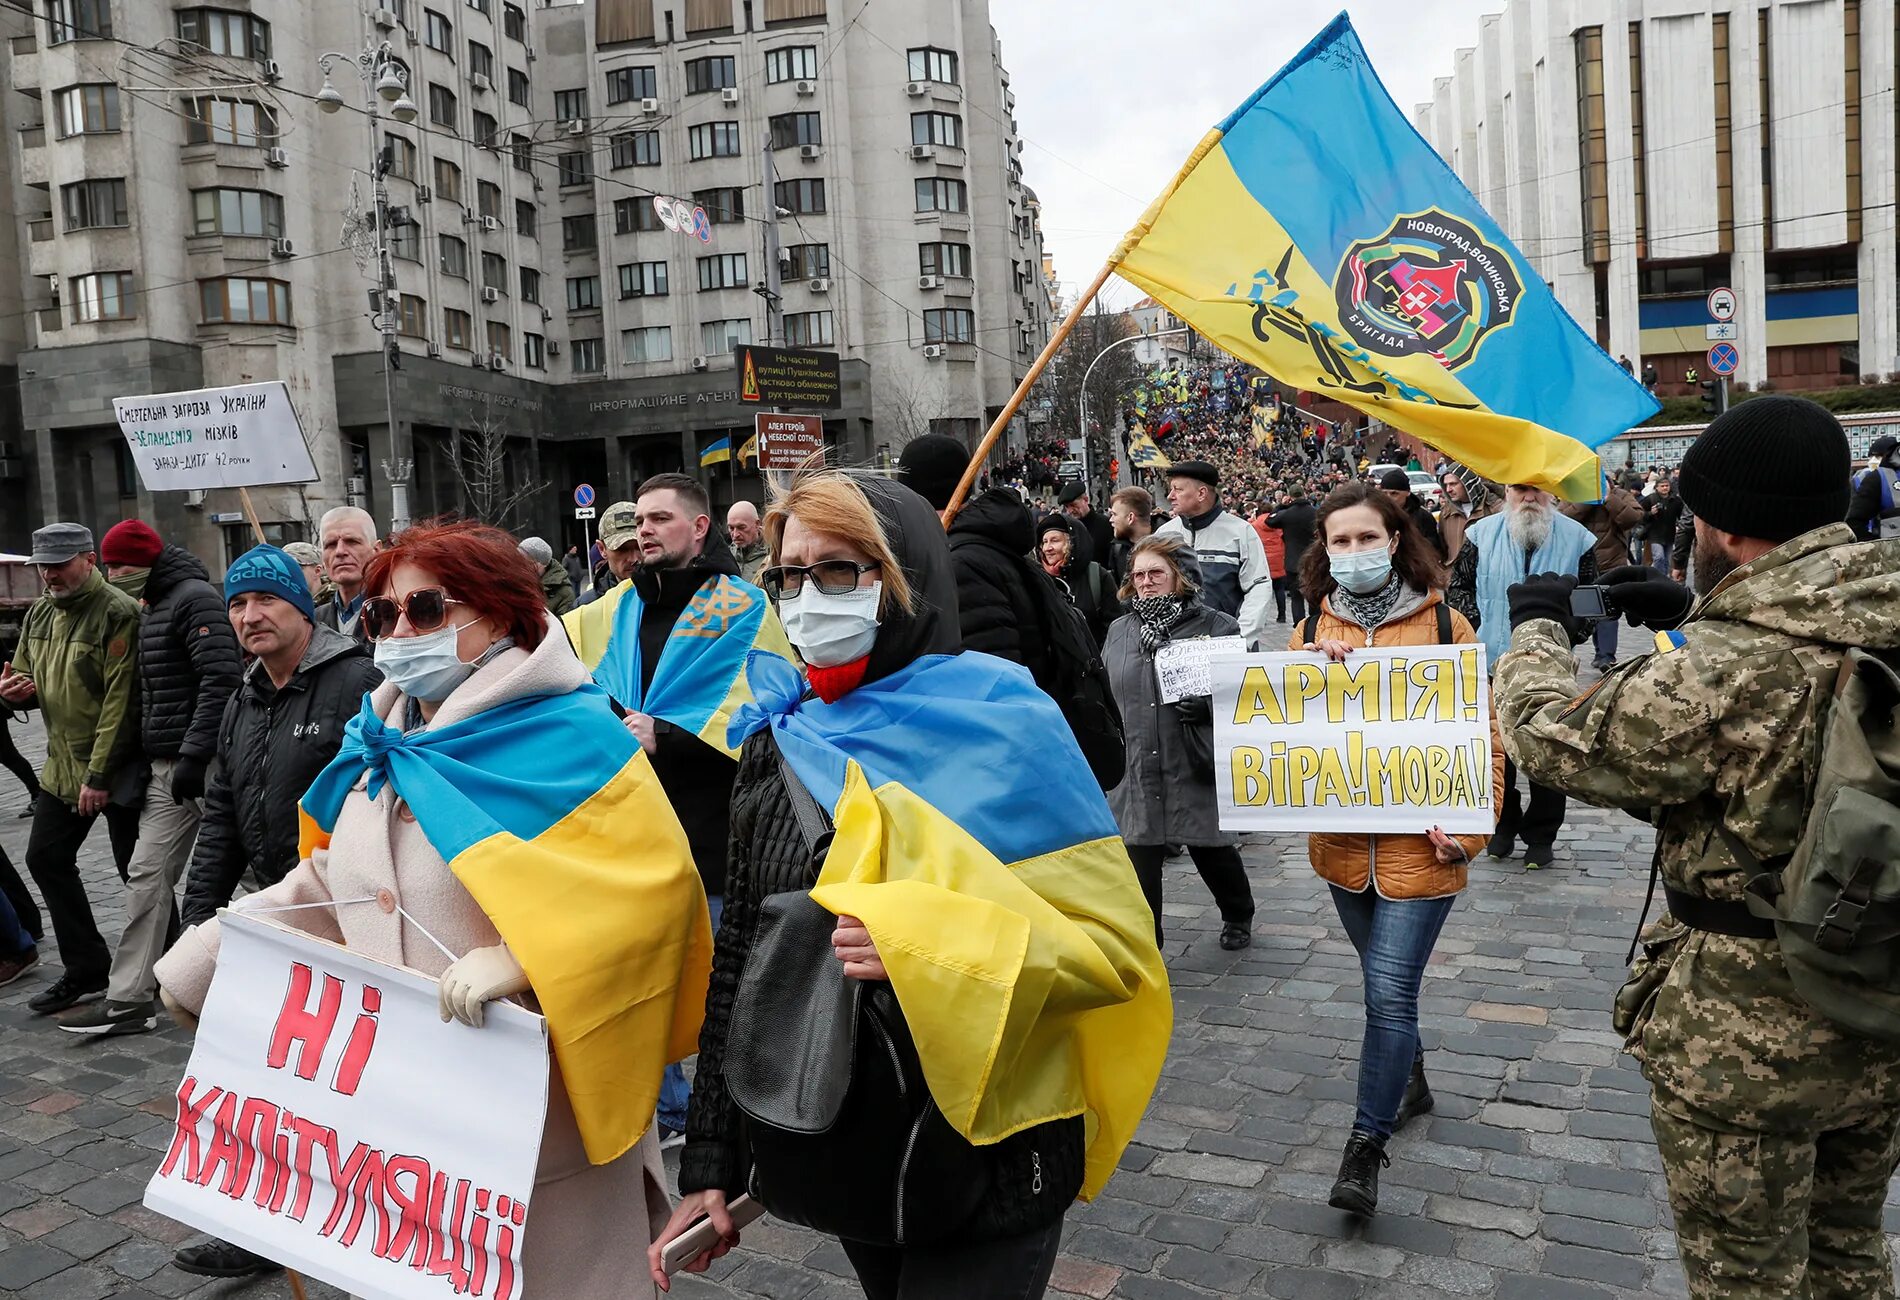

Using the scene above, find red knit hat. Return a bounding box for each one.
[100,519,163,567]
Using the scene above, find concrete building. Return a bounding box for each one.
[1126,296,1192,368]
[1417,0,1887,400]
[0,0,1052,562]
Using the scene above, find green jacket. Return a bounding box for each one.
[540,556,577,615]
[1495,525,1900,902]
[12,568,143,803]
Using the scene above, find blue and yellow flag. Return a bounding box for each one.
[1112,13,1657,500]
[700,436,732,467]
[1129,428,1171,471]
[299,683,712,1164]
[737,433,759,465]
[729,651,1171,1199]
[561,574,794,757]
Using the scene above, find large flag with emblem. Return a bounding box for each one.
[1112,13,1657,500]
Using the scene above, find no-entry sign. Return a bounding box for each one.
[756,413,825,471]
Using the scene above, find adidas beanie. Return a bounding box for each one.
[1675,396,1851,543]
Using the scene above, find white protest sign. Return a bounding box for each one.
[114,381,319,491]
[1212,646,1494,835]
[146,912,549,1300]
[1154,635,1247,704]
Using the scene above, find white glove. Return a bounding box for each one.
[438,943,531,1028]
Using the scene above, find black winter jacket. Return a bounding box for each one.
[946,489,1047,677]
[137,546,243,760]
[181,626,380,927]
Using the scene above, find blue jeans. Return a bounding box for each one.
[0,852,34,959]
[1328,885,1456,1142]
[1592,616,1619,666]
[658,893,722,1132]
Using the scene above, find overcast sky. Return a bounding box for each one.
[989,1,1499,311]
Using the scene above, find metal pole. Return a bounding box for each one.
[366,67,404,534]
[1081,328,1187,495]
[760,143,784,348]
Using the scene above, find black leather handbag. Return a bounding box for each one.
[722,741,989,1246]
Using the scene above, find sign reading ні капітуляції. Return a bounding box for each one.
[1212,646,1495,835]
[113,381,319,492]
[144,912,549,1300]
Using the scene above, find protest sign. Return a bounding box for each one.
[114,381,319,492]
[1154,635,1247,704]
[146,913,549,1300]
[1211,646,1494,834]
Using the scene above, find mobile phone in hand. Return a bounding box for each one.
[662,1194,765,1275]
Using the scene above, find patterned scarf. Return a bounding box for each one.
[1131,594,1189,655]
[1331,574,1407,633]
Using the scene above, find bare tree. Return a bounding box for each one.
[1038,302,1144,478]
[451,399,547,531]
[874,363,951,448]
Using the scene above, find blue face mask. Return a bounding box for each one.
[372,622,478,702]
[1329,546,1394,595]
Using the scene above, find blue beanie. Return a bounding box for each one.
[224,544,318,623]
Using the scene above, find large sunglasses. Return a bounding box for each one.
[360,587,468,641]
[758,560,879,599]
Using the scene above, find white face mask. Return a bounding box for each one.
[779,581,882,668]
[373,622,478,701]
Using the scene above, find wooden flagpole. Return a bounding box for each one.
[236,487,269,547]
[940,260,1119,526]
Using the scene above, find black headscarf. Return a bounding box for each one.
[858,476,961,687]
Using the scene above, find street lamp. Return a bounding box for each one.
[1080,328,1188,488]
[317,43,412,533]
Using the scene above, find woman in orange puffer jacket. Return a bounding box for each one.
[1291,482,1506,1220]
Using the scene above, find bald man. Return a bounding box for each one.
[726,500,767,585]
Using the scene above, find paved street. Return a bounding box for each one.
[0,693,1895,1300]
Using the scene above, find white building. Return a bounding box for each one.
[1126,296,1192,368]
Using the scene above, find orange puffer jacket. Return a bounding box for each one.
[1291,589,1507,900]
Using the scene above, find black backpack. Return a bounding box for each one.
[1018,558,1127,792]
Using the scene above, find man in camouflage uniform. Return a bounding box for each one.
[1493,396,1900,1299]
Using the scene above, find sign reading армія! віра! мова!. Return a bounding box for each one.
[113,381,320,492]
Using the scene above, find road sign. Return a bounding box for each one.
[756,413,825,471]
[1706,322,1739,342]
[574,505,597,520]
[735,344,843,410]
[1708,287,1737,322]
[573,483,595,508]
[1707,342,1739,376]
[691,206,713,244]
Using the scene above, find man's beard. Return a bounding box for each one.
[1506,501,1553,553]
[1692,529,1739,596]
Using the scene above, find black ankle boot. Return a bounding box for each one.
[1329,1131,1389,1216]
[1395,1057,1434,1131]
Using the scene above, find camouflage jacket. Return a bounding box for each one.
[1495,525,1900,902]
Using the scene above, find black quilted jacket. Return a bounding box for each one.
[137,546,242,760]
[946,488,1048,678]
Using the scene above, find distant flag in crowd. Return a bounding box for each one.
[1110,12,1658,500]
[1251,406,1274,449]
[738,433,759,465]
[699,436,732,467]
[1129,429,1172,470]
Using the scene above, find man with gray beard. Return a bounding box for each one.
[1463,485,1598,870]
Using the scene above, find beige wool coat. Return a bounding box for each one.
[155,621,673,1299]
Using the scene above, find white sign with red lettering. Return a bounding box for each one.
[145,912,549,1300]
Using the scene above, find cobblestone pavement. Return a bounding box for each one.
[1,685,1896,1300]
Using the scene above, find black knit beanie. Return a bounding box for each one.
[896,434,970,512]
[1675,396,1850,543]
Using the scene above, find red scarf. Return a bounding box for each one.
[806,657,870,704]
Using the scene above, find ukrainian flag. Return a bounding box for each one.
[1112,13,1658,500]
[561,574,794,757]
[700,436,732,467]
[299,682,712,1164]
[730,651,1172,1199]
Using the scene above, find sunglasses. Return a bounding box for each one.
[758,560,879,599]
[360,587,468,641]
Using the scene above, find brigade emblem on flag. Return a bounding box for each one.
[1335,209,1522,369]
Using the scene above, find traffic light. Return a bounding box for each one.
[1700,379,1720,417]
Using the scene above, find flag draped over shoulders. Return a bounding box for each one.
[300,683,712,1164]
[729,650,1172,1199]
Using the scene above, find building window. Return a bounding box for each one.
[185,97,275,146]
[444,308,471,349]
[486,321,511,359]
[702,317,752,353]
[764,0,825,21]
[567,275,602,310]
[62,178,128,230]
[384,133,418,178]
[622,326,672,363]
[769,112,822,149]
[554,88,589,122]
[786,242,830,279]
[53,84,120,136]
[685,56,737,94]
[424,9,453,53]
[469,40,493,80]
[429,84,458,131]
[524,332,545,369]
[481,252,508,291]
[619,260,669,298]
[507,68,530,106]
[612,130,662,168]
[503,1,525,41]
[1574,26,1608,264]
[697,252,747,291]
[617,197,665,233]
[907,47,957,84]
[918,241,970,278]
[398,293,428,337]
[440,234,469,278]
[914,177,966,213]
[510,135,532,172]
[192,188,285,237]
[201,277,292,324]
[689,122,742,160]
[177,8,269,58]
[695,187,745,224]
[389,222,420,261]
[434,158,463,204]
[1845,0,1862,245]
[782,310,834,347]
[558,152,592,187]
[468,0,490,15]
[520,266,541,302]
[1713,13,1734,253]
[70,271,132,321]
[46,0,112,44]
[516,199,536,236]
[911,112,961,149]
[923,307,974,344]
[472,110,498,147]
[562,213,598,251]
[775,178,825,214]
[477,180,501,219]
[606,65,657,103]
[765,45,817,83]
[572,337,604,373]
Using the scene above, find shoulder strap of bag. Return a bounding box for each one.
[1302,612,1319,645]
[773,736,833,855]
[1435,600,1453,645]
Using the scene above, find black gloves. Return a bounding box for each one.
[1599,565,1694,632]
[1171,694,1212,726]
[1506,573,1582,635]
[170,755,208,804]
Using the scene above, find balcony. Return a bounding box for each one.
[9,35,38,94]
[18,128,46,186]
[36,306,62,342]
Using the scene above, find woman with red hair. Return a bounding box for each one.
[158,518,713,1297]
